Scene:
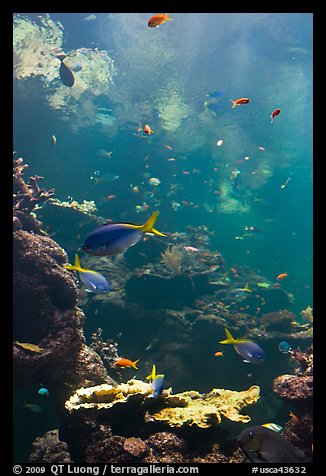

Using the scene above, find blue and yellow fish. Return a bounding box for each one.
[64,254,110,294]
[219,328,266,364]
[82,211,166,256]
[150,374,165,398]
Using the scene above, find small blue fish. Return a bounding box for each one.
[279,341,292,354]
[219,328,266,364]
[150,374,165,398]
[64,254,110,293]
[38,388,49,397]
[23,403,43,413]
[82,211,166,257]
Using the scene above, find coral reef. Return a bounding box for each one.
[65,379,260,429]
[13,156,114,414]
[160,245,182,274]
[273,344,313,461]
[29,429,72,463]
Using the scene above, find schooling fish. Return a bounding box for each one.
[64,254,110,294]
[82,211,166,256]
[219,328,266,364]
[238,425,306,463]
[230,97,250,108]
[114,358,139,369]
[277,272,288,281]
[57,54,75,87]
[148,13,173,28]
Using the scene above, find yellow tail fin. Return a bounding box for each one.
[132,359,139,370]
[164,13,173,21]
[230,100,236,108]
[140,211,167,236]
[244,283,252,292]
[146,364,156,381]
[219,328,237,345]
[64,254,83,272]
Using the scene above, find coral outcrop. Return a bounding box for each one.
[65,379,260,429]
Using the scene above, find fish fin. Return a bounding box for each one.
[243,359,251,363]
[230,100,236,108]
[56,54,67,62]
[146,364,156,381]
[244,283,252,292]
[164,13,173,21]
[219,328,237,345]
[74,254,83,270]
[139,211,167,236]
[132,359,140,369]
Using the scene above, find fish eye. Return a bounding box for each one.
[249,431,255,439]
[82,244,90,249]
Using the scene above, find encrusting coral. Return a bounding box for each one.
[65,379,260,429]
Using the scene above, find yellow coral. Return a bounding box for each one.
[147,386,260,428]
[65,380,260,429]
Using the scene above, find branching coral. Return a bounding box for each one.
[13,153,55,233]
[160,246,182,274]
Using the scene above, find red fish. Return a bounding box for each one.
[143,124,154,135]
[277,272,288,281]
[148,13,173,28]
[271,108,281,123]
[214,351,224,357]
[114,358,139,369]
[230,97,250,108]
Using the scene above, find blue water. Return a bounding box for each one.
[13,12,313,462]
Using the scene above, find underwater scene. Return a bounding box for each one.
[13,13,313,464]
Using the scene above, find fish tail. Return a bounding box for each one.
[64,254,83,272]
[140,211,167,236]
[56,54,67,62]
[164,13,173,21]
[230,100,236,108]
[219,328,237,345]
[132,359,140,369]
[244,283,252,292]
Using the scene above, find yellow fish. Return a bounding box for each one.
[15,341,43,353]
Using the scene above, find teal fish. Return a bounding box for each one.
[38,388,49,397]
[64,254,110,294]
[238,425,306,463]
[219,328,266,364]
[23,403,43,413]
[82,211,166,257]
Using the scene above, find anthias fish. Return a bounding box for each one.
[238,426,306,463]
[219,328,266,364]
[114,358,139,369]
[148,13,173,28]
[64,254,110,294]
[230,97,250,108]
[271,108,281,123]
[82,211,166,256]
[57,54,75,87]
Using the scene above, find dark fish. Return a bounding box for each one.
[57,54,75,87]
[238,425,307,463]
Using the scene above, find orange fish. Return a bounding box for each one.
[143,124,154,135]
[230,97,250,108]
[271,108,281,123]
[148,13,173,28]
[114,358,139,369]
[214,351,224,357]
[277,272,288,281]
[289,411,299,424]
